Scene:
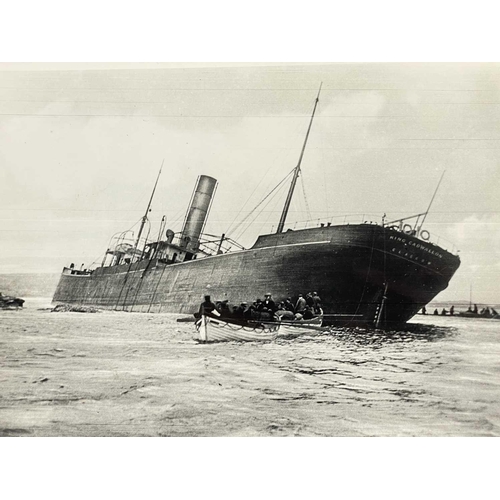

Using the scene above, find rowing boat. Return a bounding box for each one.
[194,315,280,343]
[277,322,328,338]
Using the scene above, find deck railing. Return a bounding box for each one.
[279,214,459,256]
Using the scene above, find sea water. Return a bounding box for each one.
[1,298,499,436]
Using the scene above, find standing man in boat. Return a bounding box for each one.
[197,295,219,319]
[306,292,315,308]
[312,292,322,314]
[295,294,307,313]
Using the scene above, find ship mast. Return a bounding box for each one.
[276,83,322,234]
[134,160,164,255]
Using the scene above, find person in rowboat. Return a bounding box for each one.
[295,294,306,313]
[312,292,322,313]
[284,297,295,313]
[197,295,220,319]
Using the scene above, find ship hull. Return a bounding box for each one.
[53,224,460,328]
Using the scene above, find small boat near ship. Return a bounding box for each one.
[455,288,499,319]
[194,315,280,343]
[275,322,328,338]
[194,314,327,343]
[53,85,461,329]
[276,314,323,326]
[458,307,499,319]
[259,314,327,337]
[0,293,25,309]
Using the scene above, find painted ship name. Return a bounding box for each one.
[388,234,444,259]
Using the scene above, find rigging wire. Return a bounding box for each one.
[253,181,292,237]
[227,168,295,239]
[317,100,331,220]
[231,190,281,242]
[224,128,305,237]
[299,173,312,222]
[231,177,292,241]
[224,146,286,235]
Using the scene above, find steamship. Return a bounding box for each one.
[52,88,461,328]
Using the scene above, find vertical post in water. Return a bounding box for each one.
[375,282,389,329]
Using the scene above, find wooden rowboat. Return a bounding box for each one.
[194,315,280,343]
[277,322,328,338]
[257,314,325,338]
[274,314,323,326]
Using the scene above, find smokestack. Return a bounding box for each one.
[180,175,217,252]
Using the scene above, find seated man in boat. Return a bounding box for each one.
[216,299,232,319]
[284,297,295,313]
[247,299,263,320]
[302,305,314,320]
[245,302,258,320]
[258,293,277,320]
[233,302,248,320]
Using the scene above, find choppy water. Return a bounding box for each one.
[1,298,499,436]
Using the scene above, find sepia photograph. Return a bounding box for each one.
[1,2,498,497]
[2,61,499,440]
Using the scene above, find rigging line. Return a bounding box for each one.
[225,146,288,235]
[233,110,316,237]
[314,99,330,220]
[230,171,293,239]
[148,260,171,313]
[113,217,151,310]
[120,219,152,310]
[418,170,446,230]
[227,169,295,238]
[130,223,157,312]
[231,178,291,241]
[250,183,291,239]
[300,173,312,221]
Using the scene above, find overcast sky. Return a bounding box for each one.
[1,63,499,304]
